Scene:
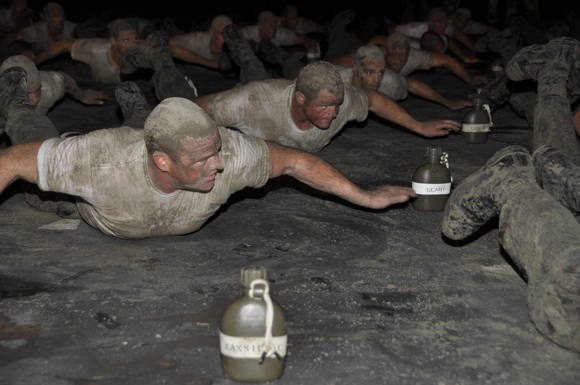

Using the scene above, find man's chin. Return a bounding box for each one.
[186,182,215,193]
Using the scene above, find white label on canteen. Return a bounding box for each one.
[412,182,451,195]
[219,332,287,358]
[462,123,490,133]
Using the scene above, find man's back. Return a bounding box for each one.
[199,79,369,152]
[71,38,119,83]
[172,30,213,60]
[37,126,270,238]
[396,47,433,76]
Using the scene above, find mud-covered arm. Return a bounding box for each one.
[0,142,41,193]
[35,39,74,65]
[61,71,107,105]
[406,77,472,110]
[266,140,416,209]
[365,89,461,137]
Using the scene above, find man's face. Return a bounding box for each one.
[211,23,230,53]
[168,132,224,192]
[282,13,299,30]
[429,17,447,35]
[46,9,65,31]
[454,14,470,31]
[430,38,446,53]
[259,20,277,40]
[301,89,343,129]
[112,30,138,56]
[27,81,41,107]
[385,46,409,73]
[355,58,386,91]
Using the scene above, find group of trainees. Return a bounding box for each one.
[0,1,579,355]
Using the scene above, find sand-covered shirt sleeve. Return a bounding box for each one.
[398,47,433,77]
[377,69,408,100]
[36,127,270,239]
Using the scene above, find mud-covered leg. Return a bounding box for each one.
[499,187,580,353]
[506,37,580,165]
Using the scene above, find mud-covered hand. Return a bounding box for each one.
[362,185,417,209]
[80,89,108,106]
[446,98,473,111]
[417,120,461,137]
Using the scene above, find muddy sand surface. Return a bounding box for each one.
[1,56,579,385]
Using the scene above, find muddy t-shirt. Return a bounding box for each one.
[71,38,120,84]
[202,79,369,152]
[36,71,66,115]
[19,20,77,53]
[398,47,433,77]
[445,20,488,38]
[336,66,408,100]
[394,21,449,51]
[240,24,297,46]
[173,31,214,60]
[277,17,319,35]
[37,126,270,239]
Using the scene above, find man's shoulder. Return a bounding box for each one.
[217,126,267,160]
[72,38,110,54]
[224,78,292,95]
[73,38,109,48]
[409,47,432,59]
[82,126,143,148]
[63,20,77,31]
[343,81,366,97]
[40,70,65,85]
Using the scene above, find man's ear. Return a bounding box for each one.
[295,90,305,106]
[153,153,172,172]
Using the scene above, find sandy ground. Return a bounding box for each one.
[0,54,579,385]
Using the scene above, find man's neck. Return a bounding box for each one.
[289,96,314,131]
[47,25,61,40]
[350,74,361,89]
[147,156,177,194]
[108,46,122,69]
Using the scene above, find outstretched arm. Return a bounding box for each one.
[169,44,221,69]
[430,51,487,86]
[0,142,41,193]
[406,77,472,110]
[454,32,478,54]
[61,72,107,106]
[0,29,22,49]
[365,89,461,137]
[266,141,416,209]
[293,31,311,48]
[446,37,479,63]
[35,39,74,65]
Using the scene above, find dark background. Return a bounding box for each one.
[11,0,580,32]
